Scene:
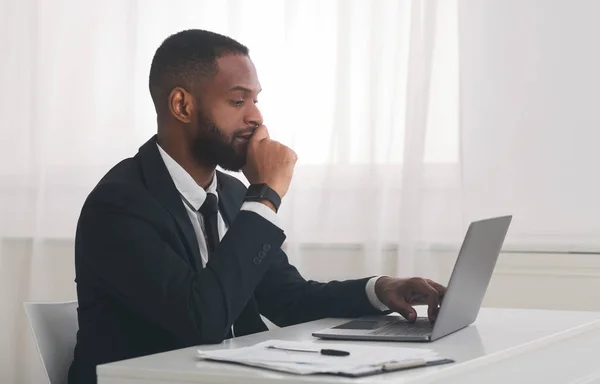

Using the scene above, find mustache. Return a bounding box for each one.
[234,126,258,139]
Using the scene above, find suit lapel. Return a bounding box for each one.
[137,136,202,270]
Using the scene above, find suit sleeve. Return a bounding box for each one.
[253,250,385,327]
[76,183,285,345]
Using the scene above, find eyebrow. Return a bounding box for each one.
[228,85,262,94]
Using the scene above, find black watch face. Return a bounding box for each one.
[257,184,269,196]
[247,184,267,199]
[246,184,279,211]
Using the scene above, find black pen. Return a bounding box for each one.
[266,345,350,356]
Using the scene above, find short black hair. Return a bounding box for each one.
[148,29,249,114]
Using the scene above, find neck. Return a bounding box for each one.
[157,133,216,189]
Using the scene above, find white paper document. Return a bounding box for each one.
[196,340,453,376]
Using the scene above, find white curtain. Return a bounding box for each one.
[0,0,460,382]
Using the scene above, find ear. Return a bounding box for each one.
[168,87,194,124]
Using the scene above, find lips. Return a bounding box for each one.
[236,129,255,140]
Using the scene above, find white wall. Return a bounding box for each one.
[458,0,600,250]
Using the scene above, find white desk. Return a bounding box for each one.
[98,308,600,384]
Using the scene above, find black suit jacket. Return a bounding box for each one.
[68,136,382,383]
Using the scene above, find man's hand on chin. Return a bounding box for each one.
[374,276,447,323]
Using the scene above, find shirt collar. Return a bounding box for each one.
[156,143,218,211]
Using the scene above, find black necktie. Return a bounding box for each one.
[199,193,219,258]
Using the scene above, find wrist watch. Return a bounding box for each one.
[244,183,282,212]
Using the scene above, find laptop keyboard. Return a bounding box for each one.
[370,318,433,336]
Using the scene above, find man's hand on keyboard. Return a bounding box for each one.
[374,277,447,323]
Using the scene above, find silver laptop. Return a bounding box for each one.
[312,215,512,342]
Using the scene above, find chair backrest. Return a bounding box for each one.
[23,301,79,384]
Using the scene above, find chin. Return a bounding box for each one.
[218,157,246,172]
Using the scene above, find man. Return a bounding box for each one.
[68,29,446,383]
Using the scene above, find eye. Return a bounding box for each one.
[229,100,244,107]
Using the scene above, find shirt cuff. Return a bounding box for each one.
[240,201,282,230]
[365,276,389,311]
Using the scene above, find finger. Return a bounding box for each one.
[386,296,417,323]
[250,124,270,143]
[407,292,427,305]
[409,278,439,322]
[426,291,440,322]
[426,279,447,300]
[290,148,298,163]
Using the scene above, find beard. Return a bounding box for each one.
[189,113,248,172]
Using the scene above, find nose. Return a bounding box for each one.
[244,103,263,128]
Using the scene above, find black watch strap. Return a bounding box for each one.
[244,184,282,212]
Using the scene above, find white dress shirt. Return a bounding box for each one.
[156,144,388,318]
